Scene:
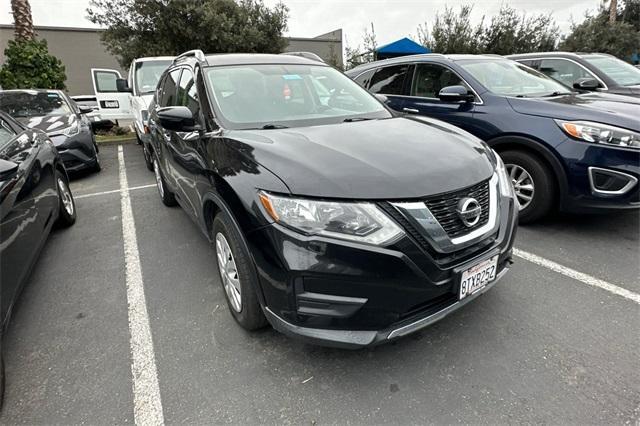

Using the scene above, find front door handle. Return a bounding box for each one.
[403,108,419,114]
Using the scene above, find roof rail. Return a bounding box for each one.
[174,49,206,63]
[280,51,325,63]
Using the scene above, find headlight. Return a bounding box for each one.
[258,191,404,245]
[49,121,79,137]
[556,120,640,149]
[493,150,514,197]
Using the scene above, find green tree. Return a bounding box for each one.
[0,0,67,89]
[87,0,289,68]
[481,5,559,54]
[560,2,640,61]
[417,5,484,54]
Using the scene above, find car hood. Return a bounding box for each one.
[16,114,76,134]
[225,117,495,200]
[507,92,640,131]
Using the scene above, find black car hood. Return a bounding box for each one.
[507,92,640,131]
[225,117,494,200]
[15,114,76,134]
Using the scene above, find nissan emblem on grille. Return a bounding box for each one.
[457,197,482,227]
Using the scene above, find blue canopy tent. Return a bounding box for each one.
[375,38,430,60]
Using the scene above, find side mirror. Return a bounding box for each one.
[374,93,389,104]
[0,158,19,181]
[157,106,199,132]
[438,85,475,103]
[116,78,132,93]
[78,105,94,114]
[573,78,599,90]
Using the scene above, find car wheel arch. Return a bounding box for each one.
[487,134,568,200]
[202,183,268,308]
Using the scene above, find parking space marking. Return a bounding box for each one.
[514,248,640,304]
[118,146,165,425]
[75,184,156,200]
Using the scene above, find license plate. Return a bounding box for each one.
[459,256,498,300]
[104,100,119,108]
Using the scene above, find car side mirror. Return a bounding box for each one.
[157,106,200,132]
[78,105,94,114]
[116,78,132,93]
[0,158,19,181]
[573,78,599,91]
[438,85,475,103]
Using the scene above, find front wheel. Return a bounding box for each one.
[500,150,556,224]
[213,211,267,331]
[153,157,176,206]
[55,172,76,227]
[143,143,153,172]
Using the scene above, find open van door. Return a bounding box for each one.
[91,68,132,122]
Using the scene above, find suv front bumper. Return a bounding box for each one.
[247,194,518,348]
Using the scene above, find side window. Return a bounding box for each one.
[177,69,200,117]
[93,70,119,93]
[159,69,181,107]
[353,69,375,89]
[369,65,409,95]
[410,63,471,99]
[539,59,593,87]
[0,119,17,147]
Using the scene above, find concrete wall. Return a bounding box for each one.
[0,25,343,96]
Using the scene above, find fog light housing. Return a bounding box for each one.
[588,167,637,196]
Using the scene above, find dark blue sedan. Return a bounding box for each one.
[346,55,640,222]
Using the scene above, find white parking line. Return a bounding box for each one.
[118,146,165,425]
[75,184,156,200]
[514,248,640,304]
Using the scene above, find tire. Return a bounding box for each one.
[0,352,5,411]
[499,150,556,224]
[55,171,77,227]
[91,150,102,173]
[143,143,154,172]
[213,210,267,331]
[153,156,177,206]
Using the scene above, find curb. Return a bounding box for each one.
[96,137,138,146]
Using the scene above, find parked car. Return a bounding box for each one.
[0,111,77,404]
[70,94,114,131]
[508,52,640,98]
[0,89,101,173]
[107,57,174,168]
[147,50,518,348]
[346,54,640,223]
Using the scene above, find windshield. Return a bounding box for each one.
[135,60,173,95]
[459,59,571,97]
[583,55,640,86]
[0,91,72,118]
[205,64,390,129]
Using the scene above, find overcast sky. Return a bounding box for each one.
[1,0,603,47]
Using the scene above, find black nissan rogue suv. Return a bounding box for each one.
[148,50,518,348]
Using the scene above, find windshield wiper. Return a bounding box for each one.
[540,91,572,97]
[261,124,288,129]
[343,117,375,122]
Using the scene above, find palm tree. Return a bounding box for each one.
[11,0,35,40]
[609,0,618,23]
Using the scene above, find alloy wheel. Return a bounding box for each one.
[505,163,534,210]
[153,159,164,198]
[215,232,242,312]
[57,178,74,216]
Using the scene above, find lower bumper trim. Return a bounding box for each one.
[263,265,510,349]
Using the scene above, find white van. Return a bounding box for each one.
[98,56,174,142]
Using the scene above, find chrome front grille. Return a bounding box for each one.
[424,180,491,238]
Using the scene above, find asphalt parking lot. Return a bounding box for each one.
[0,143,638,424]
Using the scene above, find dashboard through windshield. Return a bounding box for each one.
[205,64,391,130]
